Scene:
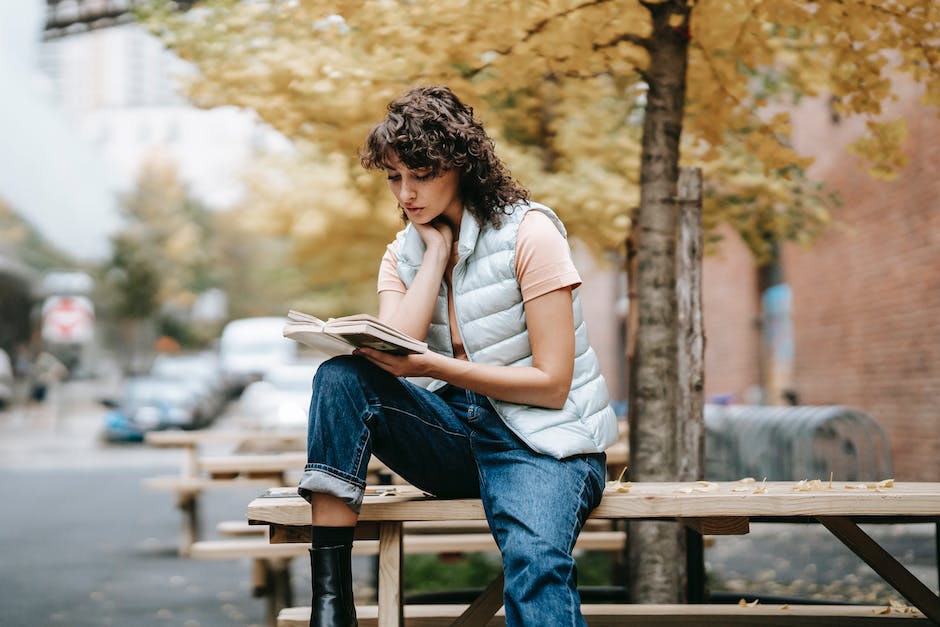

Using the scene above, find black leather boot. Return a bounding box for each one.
[309,545,358,627]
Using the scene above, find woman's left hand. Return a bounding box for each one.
[353,347,437,378]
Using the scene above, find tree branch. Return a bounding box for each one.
[694,41,793,152]
[466,0,619,77]
[594,31,652,52]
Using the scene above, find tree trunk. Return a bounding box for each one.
[626,0,691,604]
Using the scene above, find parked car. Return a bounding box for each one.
[100,376,208,443]
[238,361,322,430]
[149,352,228,422]
[219,317,298,396]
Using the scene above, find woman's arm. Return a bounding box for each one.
[377,221,452,341]
[359,286,576,409]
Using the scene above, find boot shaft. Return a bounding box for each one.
[309,545,358,627]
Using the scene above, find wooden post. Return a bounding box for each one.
[377,521,403,627]
[676,166,705,484]
[676,166,706,603]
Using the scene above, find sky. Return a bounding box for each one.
[0,1,126,261]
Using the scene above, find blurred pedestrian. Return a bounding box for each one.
[0,348,13,410]
[27,351,67,425]
[300,85,618,627]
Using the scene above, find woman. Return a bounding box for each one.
[300,85,618,627]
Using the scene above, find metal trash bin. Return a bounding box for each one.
[703,404,893,482]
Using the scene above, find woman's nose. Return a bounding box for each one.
[398,183,415,204]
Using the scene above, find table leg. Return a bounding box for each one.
[685,527,706,603]
[451,572,504,626]
[817,515,940,624]
[178,492,199,557]
[377,521,403,627]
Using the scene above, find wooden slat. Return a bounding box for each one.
[248,482,940,527]
[199,453,306,475]
[144,429,306,448]
[192,530,627,561]
[143,475,277,493]
[190,538,380,559]
[217,520,268,536]
[277,604,927,626]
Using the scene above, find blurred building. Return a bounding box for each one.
[703,80,940,482]
[0,1,289,262]
[0,1,123,261]
[38,16,291,215]
[0,248,38,359]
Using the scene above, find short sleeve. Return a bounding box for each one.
[377,243,407,294]
[515,211,581,302]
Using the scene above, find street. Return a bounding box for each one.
[0,378,303,627]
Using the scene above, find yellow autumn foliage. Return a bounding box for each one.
[138,0,938,313]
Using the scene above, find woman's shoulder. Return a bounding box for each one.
[500,201,567,238]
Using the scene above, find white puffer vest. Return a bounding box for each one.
[393,201,618,459]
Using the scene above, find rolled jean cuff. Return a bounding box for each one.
[298,463,367,514]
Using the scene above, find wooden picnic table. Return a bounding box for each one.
[142,429,306,554]
[248,480,940,626]
[144,429,308,475]
[142,429,390,555]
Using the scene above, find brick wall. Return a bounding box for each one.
[702,226,761,403]
[703,82,940,481]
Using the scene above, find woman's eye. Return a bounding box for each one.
[386,174,401,181]
[415,172,434,181]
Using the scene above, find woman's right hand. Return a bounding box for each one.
[412,219,454,258]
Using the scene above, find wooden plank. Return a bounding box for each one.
[199,453,306,475]
[217,520,268,536]
[817,516,940,625]
[277,604,928,626]
[144,475,279,493]
[144,429,306,448]
[681,516,750,536]
[248,482,940,527]
[265,525,625,553]
[378,522,404,627]
[192,531,627,561]
[191,538,380,559]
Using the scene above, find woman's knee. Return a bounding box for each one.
[312,355,367,390]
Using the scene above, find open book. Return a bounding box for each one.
[282,310,428,357]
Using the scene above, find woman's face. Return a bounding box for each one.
[383,152,462,227]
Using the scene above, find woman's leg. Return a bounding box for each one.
[301,355,480,508]
[462,390,607,627]
[301,356,480,627]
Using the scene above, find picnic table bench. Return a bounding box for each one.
[143,429,306,554]
[247,480,940,626]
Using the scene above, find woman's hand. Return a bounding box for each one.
[353,347,441,378]
[412,219,454,257]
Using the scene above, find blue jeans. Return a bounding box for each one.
[299,355,607,627]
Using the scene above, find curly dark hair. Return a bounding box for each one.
[360,85,528,227]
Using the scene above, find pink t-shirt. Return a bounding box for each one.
[377,211,581,360]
